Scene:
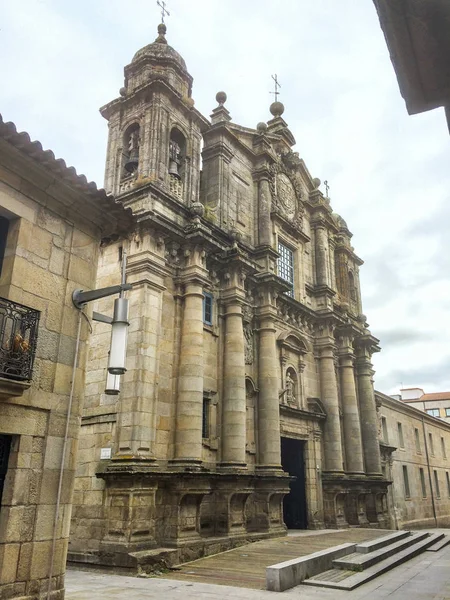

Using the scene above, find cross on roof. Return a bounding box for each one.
[270,74,281,101]
[157,0,170,23]
[324,180,330,196]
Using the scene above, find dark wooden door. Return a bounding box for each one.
[0,435,12,508]
[281,437,308,529]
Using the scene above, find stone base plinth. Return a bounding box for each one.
[68,467,291,572]
[322,475,391,529]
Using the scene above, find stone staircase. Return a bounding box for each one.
[303,530,448,590]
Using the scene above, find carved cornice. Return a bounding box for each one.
[201,141,234,163]
[354,330,381,355]
[271,210,310,243]
[280,403,326,421]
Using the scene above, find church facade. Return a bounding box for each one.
[69,24,389,569]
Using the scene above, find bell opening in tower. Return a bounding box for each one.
[122,123,140,177]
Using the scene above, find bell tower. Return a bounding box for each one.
[101,22,208,208]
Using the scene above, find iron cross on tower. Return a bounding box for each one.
[324,180,330,196]
[270,74,281,101]
[157,0,170,23]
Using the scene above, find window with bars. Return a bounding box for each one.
[419,468,427,498]
[434,470,441,498]
[442,436,447,459]
[203,293,213,325]
[202,397,210,439]
[381,416,388,443]
[277,242,294,297]
[414,428,421,453]
[402,465,411,499]
[397,422,404,448]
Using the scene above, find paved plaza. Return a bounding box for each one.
[66,529,450,599]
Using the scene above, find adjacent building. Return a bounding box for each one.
[394,388,450,424]
[377,391,450,530]
[68,23,390,572]
[0,115,132,599]
[373,0,450,131]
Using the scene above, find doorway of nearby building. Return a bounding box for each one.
[0,435,12,509]
[281,437,307,529]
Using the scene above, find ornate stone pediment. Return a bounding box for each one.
[269,154,306,229]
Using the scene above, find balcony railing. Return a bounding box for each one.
[0,297,40,381]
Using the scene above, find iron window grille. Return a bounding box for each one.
[0,297,40,381]
[203,293,213,325]
[202,397,210,439]
[402,465,411,499]
[277,242,294,297]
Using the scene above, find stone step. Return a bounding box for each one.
[332,531,430,571]
[426,535,450,552]
[303,532,442,590]
[355,530,411,554]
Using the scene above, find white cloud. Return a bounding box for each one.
[2,0,450,394]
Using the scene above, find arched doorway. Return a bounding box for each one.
[281,437,307,529]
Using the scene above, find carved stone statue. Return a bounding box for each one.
[244,324,254,365]
[285,371,296,405]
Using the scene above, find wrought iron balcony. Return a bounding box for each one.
[0,297,40,382]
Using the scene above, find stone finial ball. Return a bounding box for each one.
[270,101,285,117]
[216,91,227,105]
[313,177,321,188]
[257,121,268,133]
[158,23,167,35]
[119,87,126,97]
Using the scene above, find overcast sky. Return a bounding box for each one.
[2,0,449,395]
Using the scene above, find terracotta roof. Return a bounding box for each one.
[0,114,134,236]
[420,392,450,401]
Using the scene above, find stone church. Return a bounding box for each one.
[69,23,389,569]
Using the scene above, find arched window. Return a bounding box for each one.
[348,270,357,302]
[168,127,186,199]
[122,124,140,177]
[168,128,186,179]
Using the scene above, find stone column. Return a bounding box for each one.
[338,340,365,475]
[113,242,168,462]
[172,280,204,467]
[317,341,344,474]
[221,301,247,468]
[356,349,382,476]
[313,220,329,287]
[115,282,163,461]
[257,315,281,471]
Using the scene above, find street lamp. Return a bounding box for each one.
[72,250,131,382]
[105,369,121,395]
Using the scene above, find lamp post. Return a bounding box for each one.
[72,250,131,386]
[108,255,129,375]
[105,369,121,395]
